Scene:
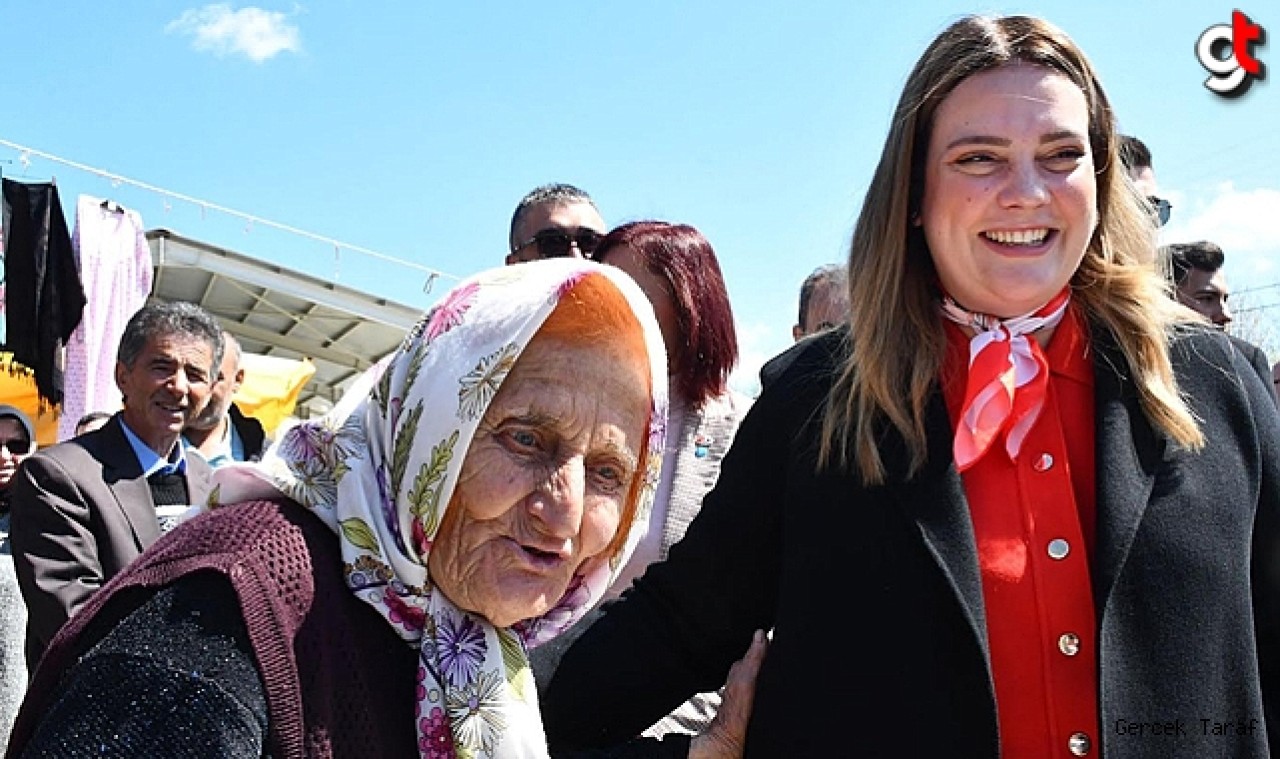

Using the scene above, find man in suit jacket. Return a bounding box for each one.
[11,301,223,668]
[1161,239,1278,404]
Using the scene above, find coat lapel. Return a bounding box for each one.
[96,418,162,549]
[1090,334,1164,613]
[897,391,991,661]
[183,454,215,509]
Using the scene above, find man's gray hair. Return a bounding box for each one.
[117,301,224,372]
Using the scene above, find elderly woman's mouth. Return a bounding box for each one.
[514,540,570,569]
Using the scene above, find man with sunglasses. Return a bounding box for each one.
[506,183,607,264]
[1117,134,1172,227]
[0,404,35,747]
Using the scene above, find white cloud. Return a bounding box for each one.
[1161,181,1280,292]
[166,4,302,63]
[1162,182,1280,255]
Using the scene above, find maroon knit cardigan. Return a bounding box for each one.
[8,499,418,758]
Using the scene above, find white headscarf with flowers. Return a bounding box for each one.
[211,259,669,758]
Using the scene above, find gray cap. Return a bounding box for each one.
[0,404,35,444]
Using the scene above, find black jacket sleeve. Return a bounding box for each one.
[18,573,270,758]
[542,334,827,753]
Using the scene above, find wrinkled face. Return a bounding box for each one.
[508,201,607,264]
[1177,267,1233,327]
[116,333,215,456]
[922,64,1098,318]
[598,245,681,375]
[0,418,32,490]
[427,333,650,627]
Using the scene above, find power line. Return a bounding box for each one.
[1235,282,1280,296]
[0,138,461,293]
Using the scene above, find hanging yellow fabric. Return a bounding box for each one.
[234,353,316,437]
[0,353,63,446]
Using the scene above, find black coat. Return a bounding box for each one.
[543,325,1280,758]
[229,403,267,461]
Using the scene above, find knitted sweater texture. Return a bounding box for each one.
[7,499,418,758]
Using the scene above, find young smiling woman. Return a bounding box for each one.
[542,14,1280,759]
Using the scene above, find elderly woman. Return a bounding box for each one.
[534,221,752,739]
[6,260,763,758]
[542,15,1280,759]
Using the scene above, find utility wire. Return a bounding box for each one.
[0,138,460,292]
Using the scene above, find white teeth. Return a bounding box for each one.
[984,228,1049,245]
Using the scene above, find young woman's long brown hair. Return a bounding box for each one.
[819,14,1202,485]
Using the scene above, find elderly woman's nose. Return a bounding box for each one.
[533,460,587,536]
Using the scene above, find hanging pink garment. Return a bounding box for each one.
[59,196,153,441]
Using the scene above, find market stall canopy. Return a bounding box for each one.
[146,228,421,421]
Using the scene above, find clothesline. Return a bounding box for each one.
[0,137,461,293]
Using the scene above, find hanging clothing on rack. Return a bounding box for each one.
[58,196,153,441]
[1,179,86,408]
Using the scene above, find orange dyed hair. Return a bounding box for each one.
[530,272,655,560]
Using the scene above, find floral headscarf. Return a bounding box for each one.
[212,259,668,758]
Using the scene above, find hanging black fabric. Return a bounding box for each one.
[1,179,87,407]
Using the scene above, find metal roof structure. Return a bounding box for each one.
[146,228,422,419]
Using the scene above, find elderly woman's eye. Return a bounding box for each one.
[503,428,542,453]
[590,463,631,495]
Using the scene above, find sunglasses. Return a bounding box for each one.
[1148,196,1172,227]
[0,438,32,456]
[513,228,603,259]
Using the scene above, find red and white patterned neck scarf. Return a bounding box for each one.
[940,288,1071,471]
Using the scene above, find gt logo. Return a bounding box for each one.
[1196,10,1267,97]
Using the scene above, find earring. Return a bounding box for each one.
[910,211,922,227]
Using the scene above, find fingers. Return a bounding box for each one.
[724,629,767,713]
[689,630,769,759]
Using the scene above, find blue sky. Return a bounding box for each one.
[2,2,1277,393]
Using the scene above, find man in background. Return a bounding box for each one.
[1117,133,1171,228]
[11,301,221,666]
[1165,241,1234,328]
[506,183,606,264]
[73,411,112,437]
[792,263,850,341]
[183,331,267,467]
[1162,240,1276,404]
[760,263,853,391]
[1121,135,1274,405]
